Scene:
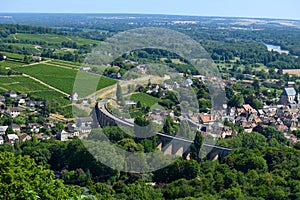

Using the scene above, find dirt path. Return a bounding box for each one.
[43,62,78,70]
[22,73,69,96]
[50,113,75,122]
[22,59,53,67]
[49,61,80,68]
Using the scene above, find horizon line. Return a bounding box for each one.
[0,12,299,21]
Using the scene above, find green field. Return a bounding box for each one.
[14,64,117,96]
[130,93,161,107]
[0,60,24,68]
[0,76,49,92]
[50,60,81,67]
[0,76,69,106]
[2,43,40,53]
[9,33,99,46]
[3,52,25,60]
[30,91,69,105]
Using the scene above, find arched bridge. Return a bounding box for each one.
[95,99,232,160]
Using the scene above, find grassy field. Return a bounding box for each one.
[50,59,81,67]
[0,52,26,68]
[30,90,69,105]
[2,43,40,53]
[3,52,25,60]
[0,76,49,92]
[130,93,161,107]
[14,64,117,96]
[9,33,99,46]
[0,76,69,106]
[0,60,24,68]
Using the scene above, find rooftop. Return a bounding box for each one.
[283,88,296,96]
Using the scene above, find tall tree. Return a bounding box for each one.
[190,131,204,161]
[163,116,173,135]
[116,83,123,104]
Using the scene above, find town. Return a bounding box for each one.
[1,11,300,199]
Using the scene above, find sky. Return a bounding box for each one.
[1,0,300,20]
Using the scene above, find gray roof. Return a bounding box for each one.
[283,88,296,96]
[185,79,193,84]
[0,126,8,132]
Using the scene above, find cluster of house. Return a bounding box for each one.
[0,90,47,117]
[0,116,94,145]
[58,117,94,141]
[137,77,300,144]
[189,85,300,144]
[225,100,300,143]
[0,124,37,145]
[136,78,194,96]
[0,89,94,145]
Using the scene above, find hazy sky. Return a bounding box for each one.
[1,0,300,20]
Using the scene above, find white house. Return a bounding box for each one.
[57,130,69,141]
[5,90,17,98]
[6,134,19,144]
[69,92,79,101]
[0,126,8,135]
[18,98,26,105]
[31,56,42,62]
[6,107,20,118]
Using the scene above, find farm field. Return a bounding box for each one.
[0,76,50,92]
[14,64,117,96]
[3,52,25,60]
[2,43,40,53]
[9,33,100,46]
[0,60,24,68]
[0,76,69,106]
[0,52,26,68]
[30,90,69,105]
[130,92,161,107]
[283,69,300,76]
[49,60,81,67]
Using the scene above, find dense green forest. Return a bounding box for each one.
[2,125,300,199]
